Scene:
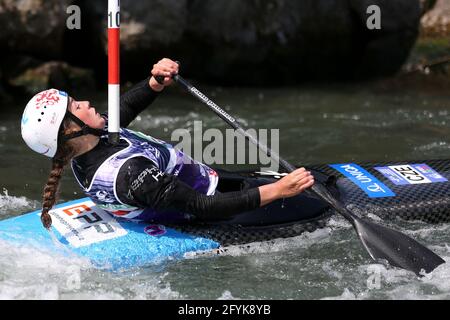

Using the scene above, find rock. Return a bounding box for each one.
[421,0,450,37]
[420,0,438,15]
[9,61,96,95]
[179,0,422,82]
[0,0,425,87]
[0,54,42,101]
[0,0,72,57]
[347,0,422,78]
[60,0,424,83]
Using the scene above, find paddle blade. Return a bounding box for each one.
[354,219,445,276]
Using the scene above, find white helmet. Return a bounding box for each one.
[21,89,69,158]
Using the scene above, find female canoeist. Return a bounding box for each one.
[20,58,315,229]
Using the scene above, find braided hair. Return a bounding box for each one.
[40,118,76,229]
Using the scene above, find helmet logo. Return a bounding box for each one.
[35,89,60,109]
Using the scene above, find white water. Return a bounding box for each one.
[0,190,450,299]
[159,216,450,300]
[0,238,185,300]
[1,84,449,299]
[0,189,39,218]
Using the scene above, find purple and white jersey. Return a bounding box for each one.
[71,128,218,222]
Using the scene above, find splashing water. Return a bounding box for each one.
[0,189,39,218]
[1,83,450,299]
[47,228,76,257]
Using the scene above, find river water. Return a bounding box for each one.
[0,80,449,299]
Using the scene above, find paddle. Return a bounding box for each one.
[161,73,445,276]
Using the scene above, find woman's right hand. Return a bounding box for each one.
[149,58,179,92]
[274,168,314,198]
[258,168,315,206]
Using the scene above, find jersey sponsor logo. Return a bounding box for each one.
[374,164,448,186]
[330,163,396,198]
[130,167,164,191]
[95,190,115,203]
[47,201,127,248]
[144,224,166,236]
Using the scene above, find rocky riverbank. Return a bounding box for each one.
[0,0,447,104]
[392,0,450,93]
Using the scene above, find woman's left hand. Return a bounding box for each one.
[149,58,179,92]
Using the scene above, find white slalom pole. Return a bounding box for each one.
[108,0,120,144]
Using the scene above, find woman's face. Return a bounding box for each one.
[68,97,106,129]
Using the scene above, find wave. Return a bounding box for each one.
[0,189,40,218]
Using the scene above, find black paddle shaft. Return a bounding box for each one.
[171,73,445,275]
[174,75,355,220]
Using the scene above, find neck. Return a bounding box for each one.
[73,135,101,157]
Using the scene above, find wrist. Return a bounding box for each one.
[271,182,283,199]
[258,183,282,207]
[149,77,164,92]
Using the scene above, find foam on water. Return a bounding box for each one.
[217,290,239,300]
[0,239,91,299]
[326,215,354,229]
[175,209,450,299]
[0,239,182,299]
[404,223,450,239]
[184,227,332,260]
[61,271,181,300]
[415,141,450,152]
[0,189,39,218]
[321,288,357,300]
[314,218,450,300]
[360,257,450,300]
[317,260,450,300]
[47,228,80,258]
